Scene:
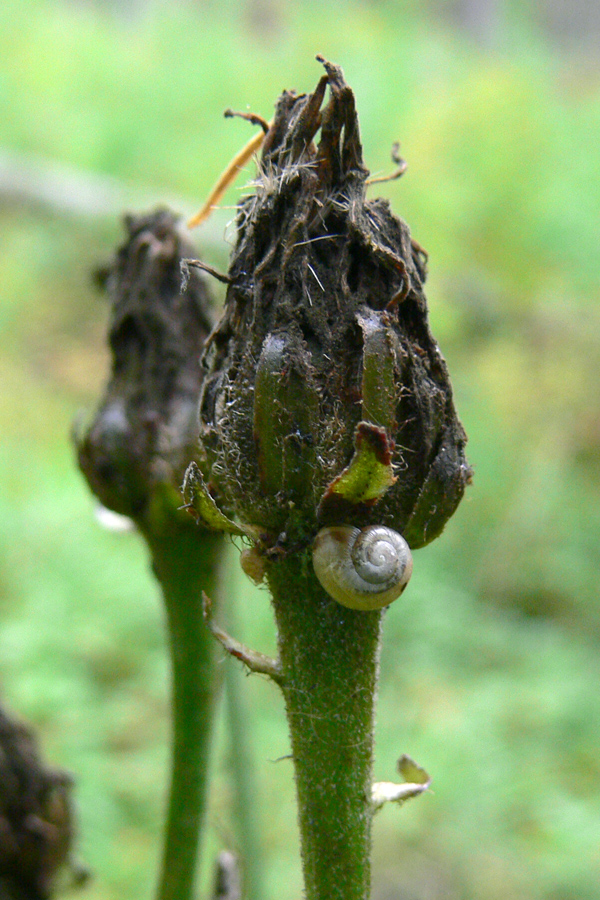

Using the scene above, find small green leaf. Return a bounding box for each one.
[397,755,430,786]
[182,462,250,536]
[371,756,431,812]
[318,422,396,513]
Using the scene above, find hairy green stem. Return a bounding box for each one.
[142,510,223,900]
[268,552,383,900]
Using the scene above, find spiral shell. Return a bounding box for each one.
[312,525,413,611]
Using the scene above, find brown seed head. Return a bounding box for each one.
[199,59,471,551]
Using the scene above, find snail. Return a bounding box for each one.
[312,525,413,611]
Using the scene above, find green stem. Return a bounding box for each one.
[220,561,265,900]
[142,510,224,900]
[268,551,383,900]
[225,658,264,900]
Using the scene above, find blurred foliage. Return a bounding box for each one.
[0,1,599,898]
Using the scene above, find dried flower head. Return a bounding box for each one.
[78,209,215,519]
[198,59,471,552]
[0,706,83,899]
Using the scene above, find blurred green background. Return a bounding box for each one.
[1,1,599,898]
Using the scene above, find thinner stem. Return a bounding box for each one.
[225,658,264,900]
[220,548,265,900]
[143,516,223,900]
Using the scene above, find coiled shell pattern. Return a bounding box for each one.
[312,525,413,611]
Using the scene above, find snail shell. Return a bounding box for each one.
[312,525,413,611]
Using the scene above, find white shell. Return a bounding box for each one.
[312,525,413,611]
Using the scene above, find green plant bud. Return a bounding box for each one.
[77,209,215,520]
[199,59,471,549]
